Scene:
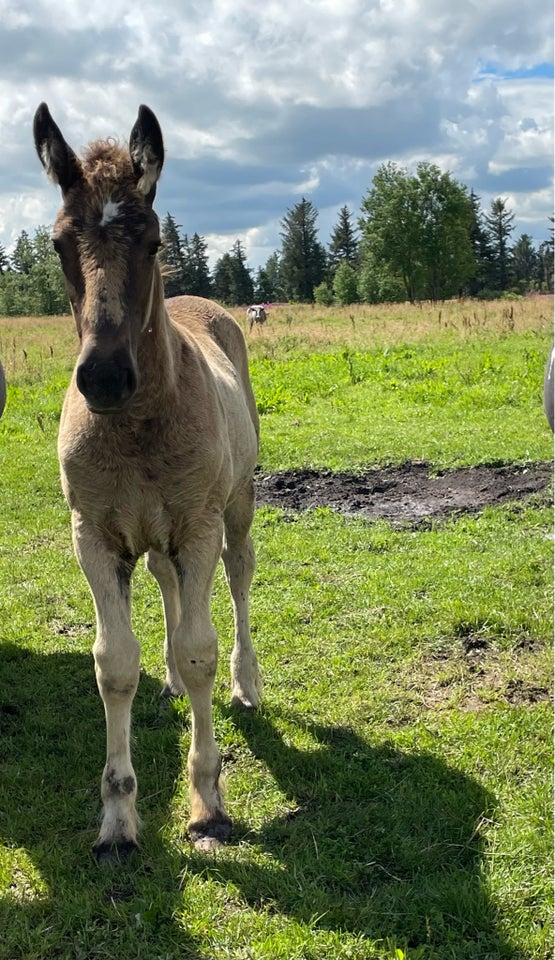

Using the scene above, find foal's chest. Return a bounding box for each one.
[59,414,223,555]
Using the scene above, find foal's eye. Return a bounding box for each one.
[147,241,161,258]
[52,238,63,256]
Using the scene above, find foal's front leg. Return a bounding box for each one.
[73,515,140,860]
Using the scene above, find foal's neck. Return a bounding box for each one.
[135,265,178,413]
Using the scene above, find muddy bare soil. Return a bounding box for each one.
[255,461,553,527]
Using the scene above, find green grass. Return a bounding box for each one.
[251,334,552,469]
[0,303,552,959]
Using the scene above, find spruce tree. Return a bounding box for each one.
[329,205,359,272]
[484,198,515,292]
[279,198,326,301]
[159,213,185,297]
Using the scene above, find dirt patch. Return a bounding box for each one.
[255,461,553,527]
[408,642,552,714]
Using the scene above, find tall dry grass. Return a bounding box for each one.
[0,296,552,382]
[231,296,553,354]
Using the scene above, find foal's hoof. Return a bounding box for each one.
[189,813,232,851]
[160,682,186,700]
[231,689,260,710]
[93,838,139,864]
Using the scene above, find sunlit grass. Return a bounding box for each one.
[0,300,552,960]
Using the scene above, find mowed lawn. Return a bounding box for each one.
[0,298,552,960]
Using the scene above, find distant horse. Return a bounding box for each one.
[0,359,5,417]
[246,304,267,332]
[33,103,261,859]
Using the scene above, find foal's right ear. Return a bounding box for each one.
[33,102,82,195]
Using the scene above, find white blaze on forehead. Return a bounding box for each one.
[100,200,122,227]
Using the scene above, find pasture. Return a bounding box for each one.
[0,298,553,959]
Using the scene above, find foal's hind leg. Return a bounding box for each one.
[223,482,261,708]
[145,549,186,698]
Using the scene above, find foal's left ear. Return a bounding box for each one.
[129,105,164,202]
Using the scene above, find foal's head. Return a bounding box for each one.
[33,104,165,414]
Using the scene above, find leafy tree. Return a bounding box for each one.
[279,198,326,301]
[159,213,185,297]
[329,205,359,272]
[357,254,405,303]
[415,162,474,301]
[333,262,359,305]
[359,162,475,301]
[359,163,422,302]
[313,281,334,306]
[484,198,515,291]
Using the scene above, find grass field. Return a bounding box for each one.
[0,298,553,959]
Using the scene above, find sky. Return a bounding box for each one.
[0,0,552,272]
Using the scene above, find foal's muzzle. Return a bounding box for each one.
[76,347,138,414]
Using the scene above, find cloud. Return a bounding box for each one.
[0,0,551,269]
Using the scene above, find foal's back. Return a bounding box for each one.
[166,294,259,446]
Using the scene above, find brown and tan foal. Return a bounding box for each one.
[33,103,261,859]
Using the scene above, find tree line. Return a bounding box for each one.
[0,161,552,315]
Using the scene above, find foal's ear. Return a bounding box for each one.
[33,102,82,195]
[129,105,164,202]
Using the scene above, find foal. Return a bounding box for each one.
[33,103,261,858]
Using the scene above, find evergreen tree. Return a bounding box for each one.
[511,234,538,292]
[159,213,185,296]
[188,233,212,297]
[213,240,253,305]
[213,252,234,303]
[0,243,8,274]
[465,190,492,296]
[263,253,284,301]
[329,205,359,272]
[536,218,554,293]
[11,230,36,274]
[484,198,515,291]
[253,267,273,303]
[279,198,326,302]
